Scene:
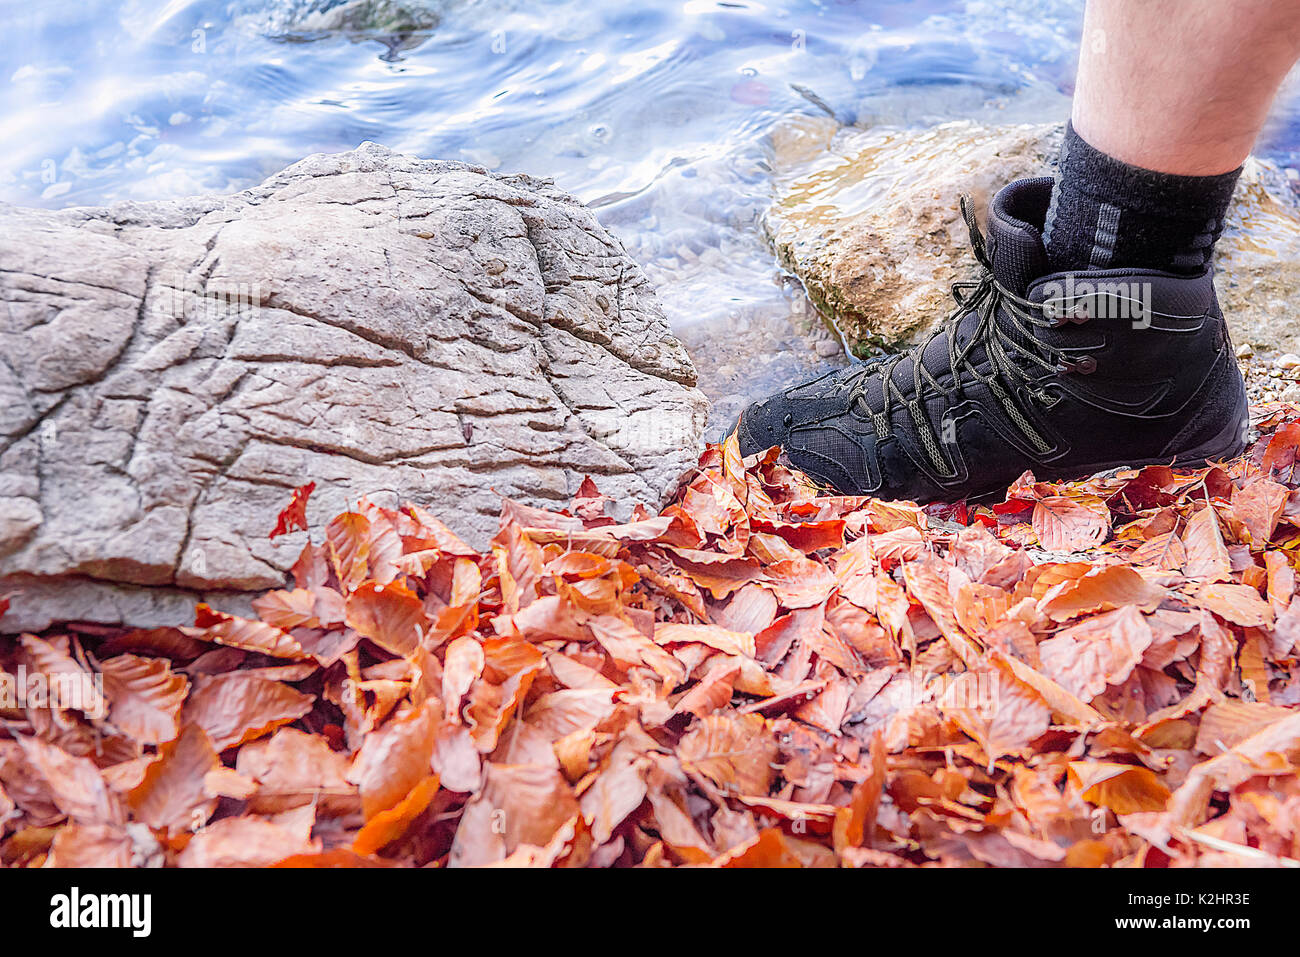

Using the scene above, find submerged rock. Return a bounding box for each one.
[252,0,446,56]
[0,142,707,631]
[765,120,1300,358]
[259,0,441,36]
[306,0,441,33]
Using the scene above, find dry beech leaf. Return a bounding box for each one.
[1067,761,1171,815]
[179,815,320,868]
[348,698,440,819]
[269,481,315,539]
[16,735,125,826]
[1038,606,1154,702]
[1033,494,1111,551]
[1191,582,1274,628]
[674,659,741,719]
[251,589,319,630]
[1232,477,1289,545]
[47,823,135,868]
[1194,700,1294,755]
[714,582,779,633]
[235,727,354,815]
[938,659,1052,765]
[183,673,315,752]
[19,634,106,717]
[712,828,805,867]
[655,622,755,658]
[1038,565,1165,622]
[1182,505,1232,581]
[193,604,309,661]
[677,714,776,797]
[127,723,219,832]
[581,741,650,844]
[762,557,836,609]
[352,775,440,854]
[14,409,1300,869]
[345,581,431,657]
[449,762,581,867]
[442,635,486,724]
[100,653,189,745]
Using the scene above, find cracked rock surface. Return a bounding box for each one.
[0,142,707,631]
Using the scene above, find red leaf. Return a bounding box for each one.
[269,481,316,539]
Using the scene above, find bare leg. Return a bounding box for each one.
[1072,0,1300,175]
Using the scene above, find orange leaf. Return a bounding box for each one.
[1191,582,1273,627]
[348,698,440,819]
[100,653,189,745]
[677,713,776,797]
[1033,495,1111,551]
[352,775,440,855]
[183,673,315,752]
[251,588,320,630]
[1038,605,1154,701]
[1182,505,1232,581]
[193,603,309,660]
[654,622,755,658]
[327,511,372,591]
[127,723,219,832]
[712,828,804,867]
[674,659,741,718]
[1068,761,1171,814]
[1039,565,1166,622]
[345,581,430,657]
[763,557,836,609]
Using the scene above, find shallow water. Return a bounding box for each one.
[4,0,1300,435]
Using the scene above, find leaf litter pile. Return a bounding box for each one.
[9,409,1300,868]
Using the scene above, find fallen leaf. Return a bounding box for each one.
[269,481,316,539]
[127,723,219,832]
[100,653,189,745]
[183,673,315,752]
[1067,761,1171,814]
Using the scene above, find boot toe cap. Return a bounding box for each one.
[736,398,789,457]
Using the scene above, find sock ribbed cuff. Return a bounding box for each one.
[1043,121,1242,274]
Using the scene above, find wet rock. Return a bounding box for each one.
[0,142,707,631]
[765,121,1062,353]
[765,120,1300,357]
[252,0,445,57]
[310,0,439,33]
[262,0,439,36]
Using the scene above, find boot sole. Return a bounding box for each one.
[960,396,1249,504]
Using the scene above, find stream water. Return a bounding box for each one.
[4,0,1300,435]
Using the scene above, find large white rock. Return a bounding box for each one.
[0,143,707,631]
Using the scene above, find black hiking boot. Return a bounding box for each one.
[736,177,1249,501]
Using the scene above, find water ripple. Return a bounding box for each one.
[2,0,1298,423]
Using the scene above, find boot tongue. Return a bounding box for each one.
[910,177,1055,387]
[866,178,1057,412]
[985,177,1053,296]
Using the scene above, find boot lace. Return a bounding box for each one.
[844,195,1071,476]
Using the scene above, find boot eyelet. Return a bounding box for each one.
[782,413,793,427]
[1056,355,1097,375]
[1048,304,1091,327]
